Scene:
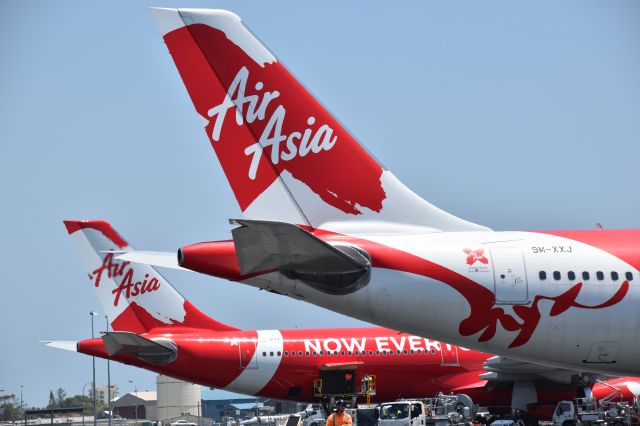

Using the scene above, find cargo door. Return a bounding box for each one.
[239,340,258,369]
[441,344,459,366]
[491,248,529,304]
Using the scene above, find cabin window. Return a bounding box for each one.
[369,350,373,356]
[568,271,576,280]
[319,351,324,356]
[409,350,413,355]
[354,351,359,355]
[341,351,345,356]
[270,351,274,356]
[626,272,634,281]
[553,271,561,280]
[539,271,547,280]
[596,271,604,281]
[348,351,352,355]
[262,352,267,357]
[300,351,304,356]
[611,271,619,281]
[396,350,401,355]
[284,351,288,356]
[312,351,317,356]
[277,351,281,356]
[583,271,590,280]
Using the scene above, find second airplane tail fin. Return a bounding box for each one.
[64,220,239,334]
[151,8,489,233]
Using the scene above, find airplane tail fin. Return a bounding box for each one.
[151,8,489,233]
[63,220,239,333]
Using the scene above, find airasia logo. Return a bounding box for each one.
[208,66,337,180]
[91,253,160,307]
[463,248,488,265]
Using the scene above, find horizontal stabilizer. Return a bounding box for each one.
[102,331,177,365]
[42,341,78,352]
[231,219,371,295]
[111,251,186,270]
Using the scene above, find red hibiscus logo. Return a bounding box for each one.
[463,248,489,265]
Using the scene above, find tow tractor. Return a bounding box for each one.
[378,394,476,426]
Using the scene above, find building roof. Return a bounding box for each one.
[112,391,158,407]
[130,391,157,401]
[230,403,260,410]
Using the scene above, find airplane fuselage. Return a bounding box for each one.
[80,327,506,403]
[283,229,640,375]
[186,229,640,376]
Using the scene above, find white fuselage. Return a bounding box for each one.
[242,230,640,376]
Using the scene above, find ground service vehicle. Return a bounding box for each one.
[552,398,640,426]
[379,395,475,426]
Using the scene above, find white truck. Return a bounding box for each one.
[378,394,475,426]
[552,397,640,426]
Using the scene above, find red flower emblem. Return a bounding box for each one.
[463,248,489,265]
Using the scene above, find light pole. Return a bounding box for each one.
[105,315,112,426]
[90,311,98,426]
[83,382,93,398]
[128,381,138,426]
[20,385,23,424]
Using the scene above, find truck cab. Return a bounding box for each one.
[379,401,426,426]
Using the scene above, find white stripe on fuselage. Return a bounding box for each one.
[223,329,283,395]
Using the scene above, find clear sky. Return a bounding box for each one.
[1,0,639,408]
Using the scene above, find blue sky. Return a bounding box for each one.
[1,1,639,407]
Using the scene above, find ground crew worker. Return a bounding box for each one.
[326,400,352,426]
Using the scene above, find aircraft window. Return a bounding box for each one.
[409,350,413,355]
[335,351,339,356]
[300,351,304,356]
[417,349,422,354]
[291,352,295,357]
[348,351,352,355]
[277,351,281,356]
[431,349,436,354]
[583,271,590,280]
[376,351,380,355]
[262,352,267,357]
[611,271,619,281]
[396,350,401,355]
[319,351,324,356]
[369,350,373,355]
[341,351,345,356]
[312,351,317,356]
[626,272,634,281]
[553,271,561,280]
[539,271,547,280]
[284,351,288,356]
[270,351,274,356]
[596,271,604,280]
[354,351,358,355]
[568,271,576,280]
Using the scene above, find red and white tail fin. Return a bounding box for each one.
[64,220,239,333]
[151,8,489,233]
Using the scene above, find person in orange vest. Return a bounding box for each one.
[326,400,352,426]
